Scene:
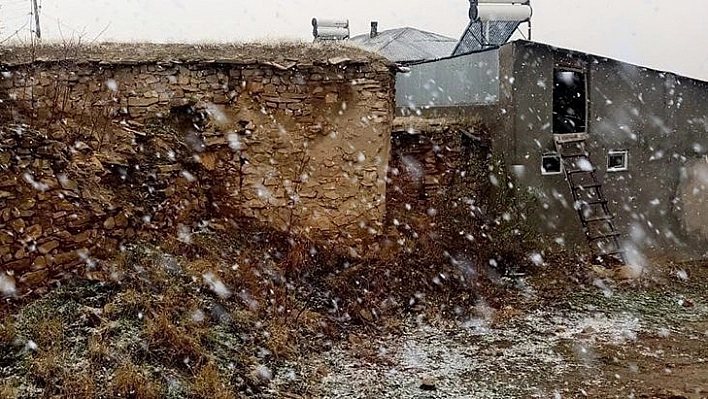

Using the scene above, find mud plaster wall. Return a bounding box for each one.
[0,54,395,290]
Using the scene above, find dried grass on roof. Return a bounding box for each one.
[0,40,390,66]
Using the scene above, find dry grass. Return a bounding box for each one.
[282,238,315,277]
[192,363,235,399]
[0,41,387,66]
[265,321,297,359]
[28,348,63,389]
[0,210,543,398]
[110,363,164,399]
[86,332,111,363]
[0,380,19,399]
[143,312,207,369]
[0,314,16,348]
[103,288,146,319]
[29,316,64,350]
[58,373,96,399]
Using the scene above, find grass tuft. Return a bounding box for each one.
[192,362,235,399]
[110,363,164,399]
[143,312,207,369]
[0,380,19,399]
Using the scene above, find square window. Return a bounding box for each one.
[542,153,562,175]
[607,150,628,172]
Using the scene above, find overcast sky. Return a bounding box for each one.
[1,0,707,80]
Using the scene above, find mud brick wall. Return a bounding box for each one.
[0,44,396,290]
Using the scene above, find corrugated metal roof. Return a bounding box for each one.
[350,27,457,63]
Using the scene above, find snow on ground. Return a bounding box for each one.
[269,283,708,399]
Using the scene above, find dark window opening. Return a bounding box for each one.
[542,153,562,175]
[607,150,628,172]
[553,69,587,134]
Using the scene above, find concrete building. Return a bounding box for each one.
[396,40,708,261]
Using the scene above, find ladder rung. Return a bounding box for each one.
[572,183,602,190]
[589,232,622,241]
[554,133,590,144]
[579,199,609,207]
[567,168,598,175]
[560,152,589,158]
[584,215,615,223]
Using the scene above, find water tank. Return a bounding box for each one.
[312,18,350,41]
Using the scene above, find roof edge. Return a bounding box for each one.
[0,41,397,69]
[350,26,457,42]
[510,39,708,85]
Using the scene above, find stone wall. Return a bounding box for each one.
[387,118,489,219]
[0,125,140,286]
[387,117,537,272]
[0,44,396,290]
[386,118,492,252]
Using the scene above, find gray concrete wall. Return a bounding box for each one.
[495,42,519,164]
[504,41,708,260]
[395,50,499,110]
[392,40,708,260]
[502,42,588,251]
[587,58,680,259]
[663,75,708,257]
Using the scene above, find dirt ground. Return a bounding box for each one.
[2,241,706,399]
[267,261,708,399]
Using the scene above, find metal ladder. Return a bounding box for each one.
[553,133,626,264]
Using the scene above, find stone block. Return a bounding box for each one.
[115,213,129,228]
[20,211,35,219]
[25,224,43,241]
[20,270,48,285]
[18,199,36,210]
[128,97,159,107]
[103,217,115,229]
[32,255,51,268]
[10,219,25,232]
[0,177,17,188]
[325,93,338,103]
[59,178,79,190]
[38,240,60,254]
[0,245,11,257]
[5,258,31,272]
[53,250,80,265]
[248,82,263,93]
[73,230,92,243]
